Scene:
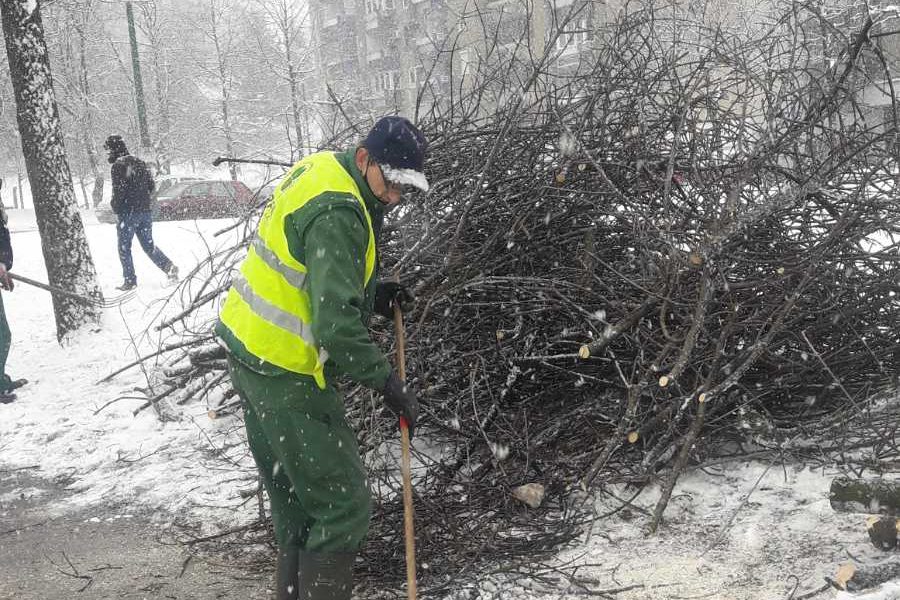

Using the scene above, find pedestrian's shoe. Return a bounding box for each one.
[0,375,26,394]
[116,281,137,291]
[6,378,26,392]
[0,392,15,404]
[166,265,179,284]
[275,545,300,600]
[298,551,354,600]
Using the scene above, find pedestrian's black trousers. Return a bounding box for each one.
[116,211,172,284]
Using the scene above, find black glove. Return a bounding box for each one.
[382,371,419,437]
[374,281,415,319]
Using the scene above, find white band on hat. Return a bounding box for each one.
[380,164,429,192]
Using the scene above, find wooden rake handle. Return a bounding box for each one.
[393,284,417,600]
[9,272,130,307]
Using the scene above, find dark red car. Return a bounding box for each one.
[153,180,256,220]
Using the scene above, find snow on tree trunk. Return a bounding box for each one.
[0,0,102,340]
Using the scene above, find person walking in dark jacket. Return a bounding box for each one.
[216,116,426,600]
[105,135,178,291]
[0,200,27,403]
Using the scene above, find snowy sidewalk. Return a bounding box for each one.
[2,210,256,528]
[0,465,268,599]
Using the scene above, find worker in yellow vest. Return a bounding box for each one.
[216,116,427,600]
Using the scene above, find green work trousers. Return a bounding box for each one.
[0,292,11,387]
[227,356,371,553]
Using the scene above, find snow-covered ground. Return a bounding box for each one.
[2,209,255,532]
[2,208,899,599]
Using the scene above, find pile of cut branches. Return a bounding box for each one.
[114,1,900,596]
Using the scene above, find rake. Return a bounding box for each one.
[10,273,136,308]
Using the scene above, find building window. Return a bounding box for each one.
[366,0,396,13]
[574,18,593,44]
[375,70,401,92]
[366,31,380,53]
[458,48,473,74]
[388,70,400,90]
[555,17,592,51]
[408,65,424,88]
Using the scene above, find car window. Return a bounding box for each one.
[213,182,235,198]
[159,182,192,198]
[187,183,211,196]
[157,180,175,194]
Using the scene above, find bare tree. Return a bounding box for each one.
[55,0,105,207]
[136,0,175,173]
[0,0,102,339]
[192,0,243,180]
[251,0,309,159]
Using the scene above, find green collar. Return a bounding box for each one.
[336,149,385,223]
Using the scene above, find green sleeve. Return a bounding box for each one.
[289,203,391,391]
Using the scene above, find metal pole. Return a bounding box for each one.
[125,1,151,149]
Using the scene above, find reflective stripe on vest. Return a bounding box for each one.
[251,236,307,290]
[230,274,330,366]
[218,151,374,388]
[231,275,308,344]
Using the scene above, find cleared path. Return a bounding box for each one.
[0,466,268,600]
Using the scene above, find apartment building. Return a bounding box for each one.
[307,0,598,124]
[309,0,449,123]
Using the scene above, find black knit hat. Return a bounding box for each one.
[363,116,429,191]
[104,135,128,162]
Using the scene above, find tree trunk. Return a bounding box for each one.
[91,176,104,208]
[221,94,238,181]
[0,0,102,340]
[76,19,104,207]
[286,55,303,158]
[831,477,900,515]
[150,47,171,173]
[126,1,151,149]
[81,130,104,208]
[209,2,238,181]
[137,1,172,174]
[77,178,88,209]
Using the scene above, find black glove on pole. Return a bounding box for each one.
[374,281,415,319]
[382,371,419,437]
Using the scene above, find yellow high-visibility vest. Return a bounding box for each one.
[219,152,376,388]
